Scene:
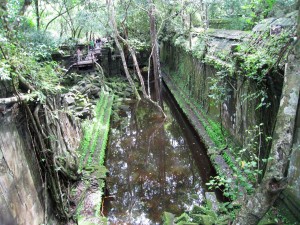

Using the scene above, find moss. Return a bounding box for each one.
[76,91,114,224]
[175,213,190,223]
[98,95,114,166]
[162,212,175,225]
[168,202,231,225]
[165,72,228,149]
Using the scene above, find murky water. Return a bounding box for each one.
[105,88,217,224]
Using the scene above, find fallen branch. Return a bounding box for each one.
[108,0,141,100]
[18,74,35,92]
[0,93,37,104]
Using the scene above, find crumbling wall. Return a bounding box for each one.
[0,108,45,225]
[161,11,297,147]
[161,41,276,147]
[161,11,300,220]
[0,95,82,224]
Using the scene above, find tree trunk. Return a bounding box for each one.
[189,13,192,49]
[234,4,300,224]
[108,0,140,100]
[63,0,76,38]
[117,35,149,98]
[200,0,208,29]
[0,0,10,33]
[18,0,32,17]
[1,0,32,32]
[34,0,40,31]
[148,0,162,104]
[128,47,149,98]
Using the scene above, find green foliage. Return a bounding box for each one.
[207,123,272,200]
[127,38,150,51]
[0,36,61,99]
[241,0,276,25]
[204,29,293,112]
[16,55,61,93]
[206,174,240,200]
[209,18,252,31]
[0,60,11,80]
[237,31,292,82]
[23,31,60,60]
[163,202,233,225]
[191,35,207,59]
[208,70,231,105]
[259,206,298,225]
[162,212,175,225]
[207,0,294,30]
[174,36,188,48]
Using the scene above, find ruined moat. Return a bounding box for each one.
[104,87,218,224]
[1,1,300,224]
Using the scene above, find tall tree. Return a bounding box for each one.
[0,0,10,32]
[109,0,166,117]
[0,0,33,34]
[34,0,40,30]
[148,0,162,103]
[108,0,141,100]
[234,2,300,224]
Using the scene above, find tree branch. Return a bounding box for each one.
[0,93,38,104]
[44,2,79,31]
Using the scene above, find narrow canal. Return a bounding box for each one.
[105,86,217,224]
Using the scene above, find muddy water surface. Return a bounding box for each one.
[105,88,216,224]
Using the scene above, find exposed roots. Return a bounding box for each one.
[22,98,81,221]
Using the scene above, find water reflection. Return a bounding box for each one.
[105,90,215,224]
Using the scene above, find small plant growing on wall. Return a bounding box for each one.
[207,123,273,200]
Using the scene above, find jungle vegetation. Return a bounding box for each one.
[0,0,299,224]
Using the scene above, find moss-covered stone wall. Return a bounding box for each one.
[160,11,300,220]
[161,43,214,116]
[161,41,279,150]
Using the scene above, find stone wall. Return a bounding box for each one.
[273,64,300,221]
[161,41,280,149]
[0,96,82,224]
[161,11,297,148]
[0,108,46,225]
[160,11,300,220]
[289,101,300,196]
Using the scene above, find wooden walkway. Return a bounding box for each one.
[64,47,103,74]
[72,47,102,68]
